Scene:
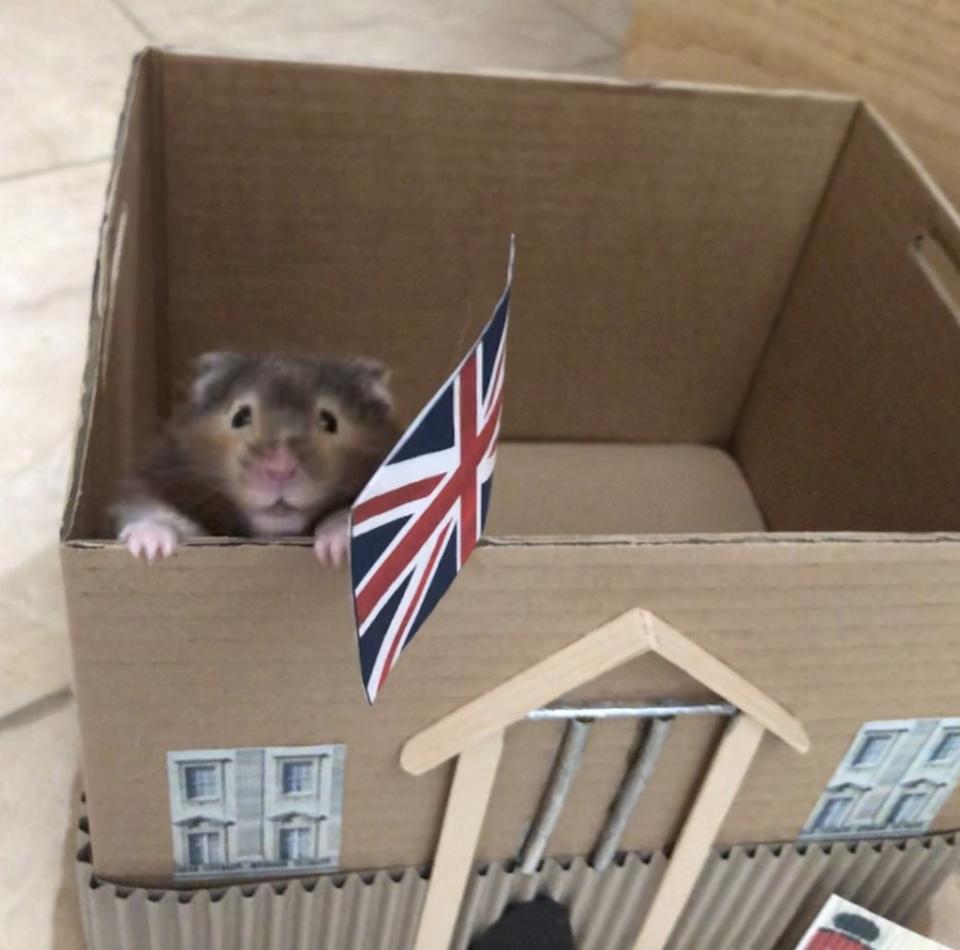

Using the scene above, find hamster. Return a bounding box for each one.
[112,352,399,566]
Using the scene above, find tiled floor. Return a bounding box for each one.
[0,2,630,948]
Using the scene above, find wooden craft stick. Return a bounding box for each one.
[413,731,505,950]
[632,714,766,950]
[646,616,810,754]
[401,608,652,775]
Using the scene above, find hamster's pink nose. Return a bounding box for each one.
[259,447,299,482]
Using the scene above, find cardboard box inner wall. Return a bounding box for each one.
[62,50,960,886]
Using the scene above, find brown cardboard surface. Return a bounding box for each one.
[66,51,165,542]
[63,537,960,885]
[487,443,765,535]
[737,104,960,531]
[60,50,960,892]
[73,821,959,950]
[69,51,857,540]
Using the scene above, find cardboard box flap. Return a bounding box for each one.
[62,536,960,882]
[737,105,960,532]
[64,49,166,542]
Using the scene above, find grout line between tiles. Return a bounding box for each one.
[0,155,112,186]
[104,0,155,41]
[0,686,73,732]
[550,52,622,75]
[544,0,626,50]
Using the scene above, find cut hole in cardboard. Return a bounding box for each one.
[911,231,960,322]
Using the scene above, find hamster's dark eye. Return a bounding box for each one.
[231,405,253,429]
[318,409,338,434]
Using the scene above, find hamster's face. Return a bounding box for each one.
[186,353,397,534]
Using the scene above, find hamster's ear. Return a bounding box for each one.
[350,358,393,410]
[191,351,247,410]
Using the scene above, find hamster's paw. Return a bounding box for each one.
[120,521,178,561]
[314,510,350,568]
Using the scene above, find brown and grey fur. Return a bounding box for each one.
[112,352,398,556]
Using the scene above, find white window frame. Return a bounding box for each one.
[180,762,221,803]
[850,731,898,769]
[813,794,855,832]
[184,826,225,868]
[929,730,960,764]
[278,757,317,797]
[889,791,929,826]
[277,821,315,862]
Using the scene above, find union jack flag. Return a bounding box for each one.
[349,245,514,703]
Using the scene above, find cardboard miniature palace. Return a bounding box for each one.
[61,49,960,949]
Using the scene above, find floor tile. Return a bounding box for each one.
[118,0,617,72]
[0,162,108,716]
[550,0,635,47]
[0,698,79,950]
[0,0,146,177]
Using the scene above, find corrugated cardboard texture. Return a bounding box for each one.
[69,51,856,540]
[66,52,165,542]
[74,822,958,950]
[486,443,765,534]
[63,539,960,885]
[737,105,960,531]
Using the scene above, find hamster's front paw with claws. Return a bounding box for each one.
[120,521,179,561]
[314,509,350,568]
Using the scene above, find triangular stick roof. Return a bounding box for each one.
[401,607,809,776]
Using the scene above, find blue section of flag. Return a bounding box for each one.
[408,525,460,648]
[350,515,410,591]
[358,573,412,688]
[389,386,455,463]
[481,293,509,400]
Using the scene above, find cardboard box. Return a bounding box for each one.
[62,49,960,893]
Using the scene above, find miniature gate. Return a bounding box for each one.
[400,608,810,950]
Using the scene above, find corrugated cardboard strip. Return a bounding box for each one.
[75,821,958,950]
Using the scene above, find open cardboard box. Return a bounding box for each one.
[62,47,960,937]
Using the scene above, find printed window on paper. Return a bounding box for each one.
[183,764,220,801]
[851,733,895,768]
[187,830,222,866]
[278,826,312,861]
[813,795,854,832]
[889,792,927,825]
[280,759,315,795]
[929,731,960,764]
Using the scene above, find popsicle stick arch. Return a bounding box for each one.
[400,607,810,950]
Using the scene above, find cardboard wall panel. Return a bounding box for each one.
[67,51,167,541]
[736,106,960,531]
[486,443,766,535]
[62,538,960,886]
[155,54,853,452]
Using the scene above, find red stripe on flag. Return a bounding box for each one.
[374,519,454,695]
[356,355,502,626]
[352,474,444,524]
